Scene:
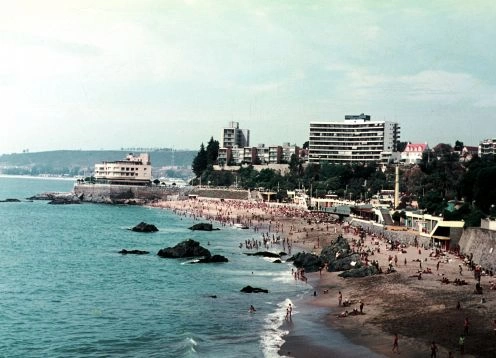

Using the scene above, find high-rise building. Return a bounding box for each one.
[308,114,401,164]
[221,121,250,148]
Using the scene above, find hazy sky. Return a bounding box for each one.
[1,0,495,154]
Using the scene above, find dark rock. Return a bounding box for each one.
[193,254,229,263]
[320,235,361,272]
[48,195,81,205]
[279,252,288,256]
[27,192,72,200]
[189,223,220,231]
[157,239,211,258]
[0,198,21,203]
[209,295,217,299]
[289,252,323,272]
[119,249,149,255]
[240,285,269,294]
[273,259,282,264]
[338,265,379,278]
[244,251,280,258]
[131,222,159,233]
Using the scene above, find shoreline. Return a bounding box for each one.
[150,197,494,358]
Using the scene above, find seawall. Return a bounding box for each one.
[74,183,185,203]
[459,227,496,272]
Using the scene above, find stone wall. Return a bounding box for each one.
[74,184,185,203]
[350,219,432,247]
[458,227,496,272]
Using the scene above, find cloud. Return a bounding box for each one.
[343,69,496,107]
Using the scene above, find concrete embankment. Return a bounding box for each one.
[459,227,496,272]
[74,183,185,203]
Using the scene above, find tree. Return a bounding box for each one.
[454,140,464,152]
[192,143,208,177]
[396,141,408,152]
[206,137,219,166]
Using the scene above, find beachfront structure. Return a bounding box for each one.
[479,138,496,157]
[308,114,401,164]
[94,153,152,185]
[400,143,428,165]
[221,121,250,148]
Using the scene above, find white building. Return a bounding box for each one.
[94,153,151,185]
[479,138,496,157]
[308,114,401,164]
[400,143,428,165]
[221,121,250,148]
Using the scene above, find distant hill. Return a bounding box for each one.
[0,150,196,177]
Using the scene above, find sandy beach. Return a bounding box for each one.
[150,198,496,358]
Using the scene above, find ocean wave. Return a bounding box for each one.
[260,298,292,358]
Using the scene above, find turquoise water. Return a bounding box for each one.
[0,177,313,357]
[0,176,382,358]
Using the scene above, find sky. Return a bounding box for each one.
[1,0,495,154]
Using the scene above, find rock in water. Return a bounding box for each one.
[118,249,149,255]
[188,223,219,231]
[194,254,229,263]
[157,239,211,258]
[289,252,323,272]
[131,222,159,233]
[240,285,269,293]
[244,251,280,258]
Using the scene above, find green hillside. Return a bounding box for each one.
[0,149,196,177]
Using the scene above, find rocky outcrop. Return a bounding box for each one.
[320,235,361,272]
[118,249,150,255]
[131,222,159,233]
[27,192,71,200]
[338,265,379,278]
[288,252,323,272]
[244,251,280,258]
[189,223,219,231]
[273,259,282,264]
[48,195,81,205]
[193,254,229,263]
[240,285,269,293]
[0,198,21,202]
[157,239,211,258]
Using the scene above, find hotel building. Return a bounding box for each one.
[308,114,401,164]
[94,153,152,185]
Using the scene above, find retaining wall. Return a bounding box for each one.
[458,227,496,272]
[74,184,185,203]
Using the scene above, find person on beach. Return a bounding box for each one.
[430,341,438,358]
[459,334,465,354]
[464,317,470,335]
[392,333,399,354]
[359,300,364,314]
[338,291,342,306]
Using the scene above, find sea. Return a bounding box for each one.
[0,176,382,358]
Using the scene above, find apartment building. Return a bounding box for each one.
[308,114,401,164]
[221,121,250,148]
[479,138,496,157]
